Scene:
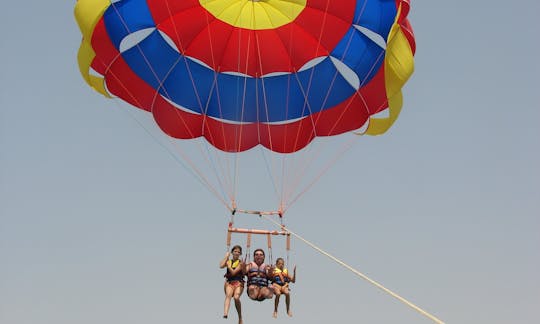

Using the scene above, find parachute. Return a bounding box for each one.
[74,0,416,244]
[73,2,446,322]
[75,0,417,255]
[74,0,415,154]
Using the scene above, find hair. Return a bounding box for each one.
[275,257,284,264]
[231,245,242,254]
[253,248,265,257]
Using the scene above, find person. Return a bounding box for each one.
[244,248,274,301]
[271,258,296,318]
[219,245,244,324]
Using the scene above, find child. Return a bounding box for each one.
[271,258,296,317]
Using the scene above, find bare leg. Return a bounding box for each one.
[224,282,234,318]
[235,298,243,324]
[233,285,243,324]
[273,295,280,318]
[247,285,260,301]
[286,294,292,316]
[260,287,274,300]
[283,287,292,317]
[273,284,281,318]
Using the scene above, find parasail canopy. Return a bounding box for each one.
[75,0,415,154]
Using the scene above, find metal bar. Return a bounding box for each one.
[228,227,289,236]
[234,209,282,216]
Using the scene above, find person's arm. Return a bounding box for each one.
[266,264,275,278]
[290,266,296,283]
[228,261,244,276]
[219,252,230,268]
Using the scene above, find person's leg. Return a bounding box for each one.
[273,285,282,318]
[247,285,260,301]
[259,286,274,300]
[283,286,292,317]
[224,282,234,318]
[233,284,244,324]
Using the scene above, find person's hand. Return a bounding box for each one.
[224,251,230,259]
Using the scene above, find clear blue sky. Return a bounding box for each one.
[1,1,539,323]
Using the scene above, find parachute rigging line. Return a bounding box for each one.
[99,9,234,209]
[284,134,359,212]
[111,98,231,209]
[97,47,232,206]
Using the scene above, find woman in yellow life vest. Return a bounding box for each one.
[219,245,244,324]
[271,258,296,318]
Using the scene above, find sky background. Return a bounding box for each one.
[1,1,539,324]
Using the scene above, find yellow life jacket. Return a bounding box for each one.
[225,259,244,282]
[272,267,289,285]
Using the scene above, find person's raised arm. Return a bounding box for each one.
[290,265,297,283]
[219,251,230,268]
[266,264,275,278]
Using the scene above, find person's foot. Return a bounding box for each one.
[287,310,293,317]
[223,315,228,319]
[273,311,278,318]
